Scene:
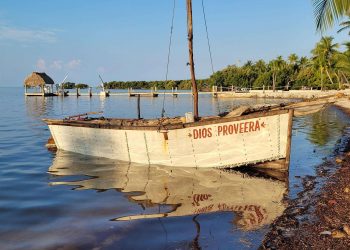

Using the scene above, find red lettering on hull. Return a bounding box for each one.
[193,128,213,139]
[193,120,265,139]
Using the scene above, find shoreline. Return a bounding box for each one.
[261,103,350,249]
[217,89,350,99]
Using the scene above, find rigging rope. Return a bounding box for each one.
[201,0,222,114]
[161,0,176,118]
[201,0,214,74]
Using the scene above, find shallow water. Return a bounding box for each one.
[1,87,349,249]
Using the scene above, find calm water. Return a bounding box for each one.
[1,87,349,250]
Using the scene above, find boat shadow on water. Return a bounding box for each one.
[49,151,289,232]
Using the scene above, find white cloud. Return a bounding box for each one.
[35,58,82,72]
[50,60,63,70]
[0,25,56,43]
[67,59,81,69]
[36,58,46,71]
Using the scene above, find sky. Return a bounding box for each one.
[0,0,349,87]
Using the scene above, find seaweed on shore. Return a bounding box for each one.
[261,142,350,249]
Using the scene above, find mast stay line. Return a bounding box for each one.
[161,0,176,118]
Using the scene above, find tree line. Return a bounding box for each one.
[65,1,350,92]
[209,37,350,91]
[104,79,208,91]
[62,82,89,89]
[103,36,350,91]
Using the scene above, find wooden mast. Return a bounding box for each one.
[186,0,199,119]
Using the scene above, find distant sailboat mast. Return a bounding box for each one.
[186,0,199,119]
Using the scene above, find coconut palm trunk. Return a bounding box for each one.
[325,68,335,85]
[272,72,276,92]
[341,71,349,84]
[320,67,324,90]
[335,70,341,89]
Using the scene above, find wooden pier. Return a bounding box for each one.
[24,86,221,98]
[128,93,159,97]
[25,92,58,97]
[57,90,213,97]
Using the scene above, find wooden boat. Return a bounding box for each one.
[44,0,294,169]
[44,109,293,168]
[49,151,287,230]
[286,99,334,117]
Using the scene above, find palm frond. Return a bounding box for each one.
[312,0,350,32]
[337,19,350,33]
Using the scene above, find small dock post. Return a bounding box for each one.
[128,87,133,97]
[173,87,178,97]
[89,87,92,97]
[212,85,218,98]
[137,94,141,119]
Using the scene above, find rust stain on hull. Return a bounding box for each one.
[46,136,57,151]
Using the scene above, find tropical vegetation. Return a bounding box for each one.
[62,82,89,89]
[312,0,350,31]
[104,1,350,91]
[104,36,350,91]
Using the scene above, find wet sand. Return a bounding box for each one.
[335,98,350,114]
[261,101,350,249]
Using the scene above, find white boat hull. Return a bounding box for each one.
[47,109,293,168]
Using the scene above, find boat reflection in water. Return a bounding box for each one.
[49,151,288,231]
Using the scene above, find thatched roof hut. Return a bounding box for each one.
[24,72,54,87]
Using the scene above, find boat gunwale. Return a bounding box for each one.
[43,109,290,131]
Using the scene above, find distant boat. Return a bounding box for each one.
[44,0,294,169]
[98,75,110,97]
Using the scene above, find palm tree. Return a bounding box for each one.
[336,42,350,72]
[298,56,309,69]
[311,54,325,90]
[243,60,253,68]
[335,42,350,86]
[287,54,299,90]
[311,36,339,89]
[312,0,350,31]
[254,60,267,74]
[269,56,285,92]
[288,53,299,65]
[338,17,350,34]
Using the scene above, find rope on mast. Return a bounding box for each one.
[161,0,176,118]
[201,0,214,74]
[201,0,222,114]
